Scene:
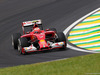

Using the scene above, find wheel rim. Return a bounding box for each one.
[18,39,22,54]
[18,39,26,54]
[18,44,22,53]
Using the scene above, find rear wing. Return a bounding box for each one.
[22,19,42,27]
[22,19,42,34]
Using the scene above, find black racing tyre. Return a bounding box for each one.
[18,37,29,47]
[49,28,57,32]
[12,33,21,49]
[18,37,29,54]
[57,32,66,49]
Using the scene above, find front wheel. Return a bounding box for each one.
[18,37,29,55]
[57,32,67,49]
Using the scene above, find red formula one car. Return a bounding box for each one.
[12,19,66,54]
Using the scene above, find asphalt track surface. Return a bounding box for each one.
[0,0,100,68]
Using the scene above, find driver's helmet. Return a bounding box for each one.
[33,27,41,33]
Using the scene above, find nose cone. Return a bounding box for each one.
[39,40,49,49]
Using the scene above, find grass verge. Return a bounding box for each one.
[0,53,100,75]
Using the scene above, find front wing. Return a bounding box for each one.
[22,42,65,53]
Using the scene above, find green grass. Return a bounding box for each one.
[0,53,100,75]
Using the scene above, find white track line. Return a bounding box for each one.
[83,17,100,22]
[63,8,100,53]
[70,39,100,44]
[69,33,100,40]
[73,23,100,29]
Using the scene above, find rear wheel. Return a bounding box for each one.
[12,33,21,49]
[57,32,66,49]
[18,37,29,54]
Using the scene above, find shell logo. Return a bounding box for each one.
[40,40,45,42]
[40,40,46,44]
